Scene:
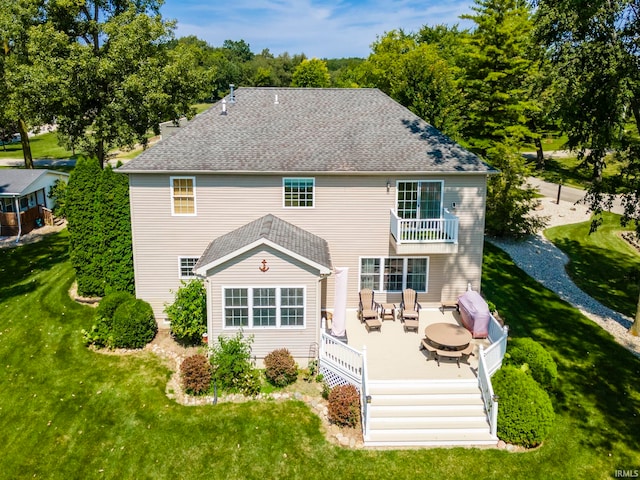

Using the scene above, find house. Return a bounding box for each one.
[0,169,69,237]
[118,87,497,363]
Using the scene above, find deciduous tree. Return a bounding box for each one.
[291,58,331,88]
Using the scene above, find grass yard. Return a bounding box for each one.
[526,154,627,190]
[0,132,76,161]
[1,233,639,479]
[545,212,640,318]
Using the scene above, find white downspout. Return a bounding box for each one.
[14,196,22,244]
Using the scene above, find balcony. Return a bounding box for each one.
[389,209,459,255]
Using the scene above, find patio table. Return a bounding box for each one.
[380,303,396,321]
[424,323,472,351]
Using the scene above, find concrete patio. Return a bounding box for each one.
[331,308,490,382]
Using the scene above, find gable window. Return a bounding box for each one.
[179,257,199,279]
[397,181,443,219]
[283,178,314,207]
[223,287,305,328]
[359,257,429,292]
[171,176,196,215]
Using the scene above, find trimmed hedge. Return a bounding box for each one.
[505,337,558,390]
[264,348,298,387]
[493,366,555,447]
[110,299,157,349]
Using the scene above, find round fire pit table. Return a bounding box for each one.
[424,323,472,351]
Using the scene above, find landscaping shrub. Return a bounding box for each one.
[328,384,361,428]
[96,291,135,323]
[264,348,298,387]
[493,366,555,448]
[210,331,260,395]
[165,280,207,345]
[110,298,157,348]
[505,337,558,390]
[181,354,212,395]
[83,291,135,347]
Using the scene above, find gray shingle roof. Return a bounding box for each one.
[119,88,495,174]
[0,169,53,196]
[195,214,332,274]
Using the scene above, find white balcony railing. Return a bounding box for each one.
[390,209,459,244]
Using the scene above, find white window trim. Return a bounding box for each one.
[358,256,430,293]
[396,180,444,219]
[178,256,199,279]
[170,176,197,216]
[222,286,306,329]
[282,177,315,208]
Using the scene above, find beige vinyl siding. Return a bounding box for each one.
[206,246,320,360]
[128,172,487,323]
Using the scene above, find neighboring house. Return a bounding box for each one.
[118,87,497,362]
[0,169,69,237]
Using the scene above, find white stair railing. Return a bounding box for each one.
[478,345,499,438]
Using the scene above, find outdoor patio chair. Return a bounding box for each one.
[400,288,421,333]
[358,288,382,332]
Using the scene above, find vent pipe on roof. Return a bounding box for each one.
[221,98,227,115]
[229,84,235,103]
[274,94,279,105]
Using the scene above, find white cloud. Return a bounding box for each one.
[163,0,474,58]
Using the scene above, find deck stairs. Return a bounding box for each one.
[364,379,497,447]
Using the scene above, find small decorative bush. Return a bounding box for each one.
[493,366,555,448]
[321,382,330,400]
[210,331,259,394]
[165,280,207,346]
[264,348,298,387]
[181,354,212,395]
[110,298,157,348]
[84,291,135,347]
[328,384,361,428]
[96,291,135,321]
[505,337,558,390]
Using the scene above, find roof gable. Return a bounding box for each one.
[194,214,332,276]
[119,88,495,175]
[0,169,68,196]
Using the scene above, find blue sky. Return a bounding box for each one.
[160,0,474,59]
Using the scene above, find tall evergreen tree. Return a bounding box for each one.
[459,0,544,237]
[459,0,537,153]
[97,165,134,295]
[66,157,104,296]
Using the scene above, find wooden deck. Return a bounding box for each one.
[333,308,490,382]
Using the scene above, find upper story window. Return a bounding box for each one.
[171,176,196,215]
[179,257,199,279]
[283,178,314,208]
[397,181,443,219]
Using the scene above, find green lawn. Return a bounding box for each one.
[1,232,639,479]
[545,212,640,319]
[0,131,76,160]
[526,154,627,190]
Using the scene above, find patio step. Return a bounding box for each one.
[369,403,486,418]
[364,379,497,447]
